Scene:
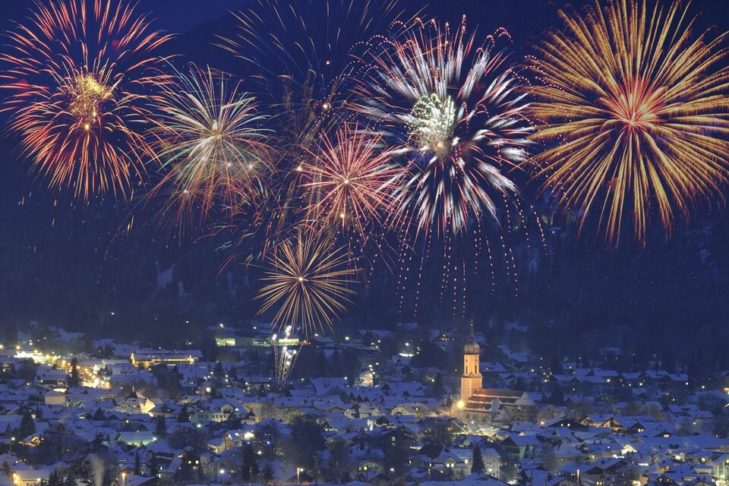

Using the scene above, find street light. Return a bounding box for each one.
[296,467,304,484]
[120,471,127,486]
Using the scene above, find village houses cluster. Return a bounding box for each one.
[0,320,727,486]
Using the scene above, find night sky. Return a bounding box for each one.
[1,0,729,365]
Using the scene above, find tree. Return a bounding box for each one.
[148,453,159,477]
[714,408,729,438]
[134,451,141,475]
[283,416,325,470]
[501,460,517,483]
[423,421,453,446]
[48,470,61,486]
[68,357,80,388]
[545,379,565,405]
[177,406,190,422]
[256,421,282,460]
[168,428,205,451]
[155,416,167,437]
[550,355,563,374]
[325,438,351,482]
[240,445,259,482]
[410,341,449,368]
[63,470,76,486]
[537,442,558,474]
[213,361,225,384]
[262,464,274,483]
[471,445,485,474]
[18,411,35,439]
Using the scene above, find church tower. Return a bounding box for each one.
[461,325,482,403]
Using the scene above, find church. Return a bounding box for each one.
[455,333,537,424]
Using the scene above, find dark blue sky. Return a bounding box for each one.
[3,0,240,33]
[4,1,729,39]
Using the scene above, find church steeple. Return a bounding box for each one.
[461,321,482,404]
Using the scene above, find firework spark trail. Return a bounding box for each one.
[257,230,358,336]
[272,325,299,386]
[148,65,273,227]
[0,0,171,199]
[528,0,729,245]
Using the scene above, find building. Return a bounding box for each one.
[461,337,483,405]
[130,350,200,368]
[456,333,537,424]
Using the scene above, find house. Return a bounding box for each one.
[114,391,155,415]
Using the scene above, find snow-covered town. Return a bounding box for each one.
[0,320,726,486]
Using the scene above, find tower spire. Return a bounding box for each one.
[460,320,482,405]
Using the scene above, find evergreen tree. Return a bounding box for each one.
[316,350,327,376]
[213,361,225,385]
[155,416,167,437]
[68,358,80,388]
[177,406,190,422]
[63,471,76,486]
[241,445,259,481]
[546,379,565,405]
[18,411,35,439]
[48,470,61,486]
[550,355,563,374]
[471,445,485,474]
[149,453,159,477]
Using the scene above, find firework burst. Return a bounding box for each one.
[302,124,399,239]
[528,0,729,244]
[149,65,272,225]
[354,17,532,237]
[257,231,358,336]
[0,0,171,199]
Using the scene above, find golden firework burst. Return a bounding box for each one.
[528,0,729,244]
[257,231,358,335]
